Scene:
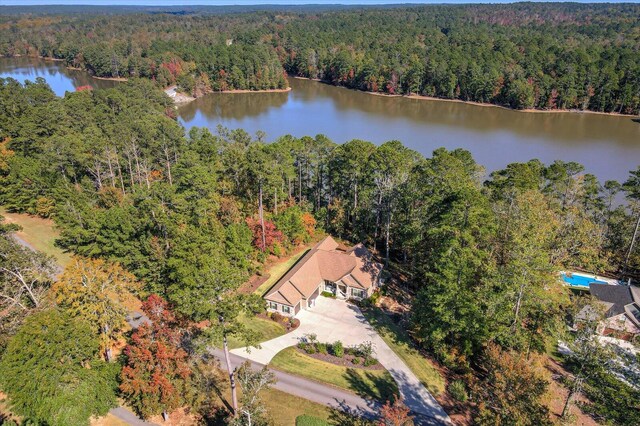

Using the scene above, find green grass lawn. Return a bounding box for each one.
[261,389,333,426]
[361,305,445,396]
[295,414,330,426]
[225,313,287,349]
[0,207,72,267]
[254,249,310,296]
[270,347,398,402]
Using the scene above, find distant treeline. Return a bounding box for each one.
[0,3,639,112]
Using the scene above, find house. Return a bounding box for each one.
[263,236,383,317]
[579,283,640,340]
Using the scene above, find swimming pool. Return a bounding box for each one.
[561,272,607,288]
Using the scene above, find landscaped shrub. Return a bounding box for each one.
[363,356,378,367]
[296,414,329,426]
[331,341,344,357]
[321,291,336,298]
[357,341,376,363]
[448,380,468,402]
[289,318,300,330]
[369,289,381,305]
[317,342,328,355]
[299,333,319,354]
[351,357,361,365]
[271,312,284,323]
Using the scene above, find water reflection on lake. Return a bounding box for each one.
[1,57,637,183]
[0,56,117,96]
[178,77,640,182]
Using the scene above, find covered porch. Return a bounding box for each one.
[323,280,367,300]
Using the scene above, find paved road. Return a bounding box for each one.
[210,348,379,418]
[232,298,451,425]
[109,407,159,426]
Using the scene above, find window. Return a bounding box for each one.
[282,305,291,314]
[269,302,278,310]
[628,303,640,323]
[351,288,366,299]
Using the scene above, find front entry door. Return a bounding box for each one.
[338,285,347,299]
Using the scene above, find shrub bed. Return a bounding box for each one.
[264,311,300,331]
[296,334,381,369]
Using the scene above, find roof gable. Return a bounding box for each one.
[264,236,382,306]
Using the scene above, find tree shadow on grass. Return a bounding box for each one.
[191,354,233,423]
[328,400,376,425]
[343,367,398,403]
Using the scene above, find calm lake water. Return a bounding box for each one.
[2,57,638,183]
[0,56,118,93]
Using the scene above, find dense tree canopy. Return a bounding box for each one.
[1,3,639,113]
[0,67,638,424]
[0,309,118,426]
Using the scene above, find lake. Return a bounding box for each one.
[2,57,638,183]
[0,56,118,93]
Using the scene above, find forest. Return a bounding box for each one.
[1,3,640,112]
[0,74,639,425]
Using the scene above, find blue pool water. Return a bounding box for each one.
[561,272,607,288]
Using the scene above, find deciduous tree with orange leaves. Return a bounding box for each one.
[378,397,412,426]
[120,294,193,421]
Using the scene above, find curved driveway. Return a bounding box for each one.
[232,297,451,425]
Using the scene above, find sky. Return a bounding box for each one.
[4,0,638,6]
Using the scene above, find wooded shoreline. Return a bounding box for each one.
[5,55,636,118]
[292,76,639,118]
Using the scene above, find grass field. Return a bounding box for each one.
[261,388,333,426]
[0,207,71,267]
[361,306,445,396]
[216,382,333,425]
[254,249,310,296]
[223,313,287,350]
[270,347,398,402]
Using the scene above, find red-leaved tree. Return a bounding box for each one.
[246,217,284,252]
[378,397,412,426]
[120,295,193,420]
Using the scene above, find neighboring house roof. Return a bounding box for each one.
[264,236,383,307]
[588,283,640,329]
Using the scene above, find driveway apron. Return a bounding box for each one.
[231,297,451,424]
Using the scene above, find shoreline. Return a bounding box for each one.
[169,86,292,105]
[3,56,635,118]
[92,75,128,82]
[291,76,637,118]
[215,87,292,94]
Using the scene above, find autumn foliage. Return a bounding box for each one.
[378,397,412,426]
[246,216,284,252]
[301,212,316,238]
[475,343,551,425]
[120,294,193,419]
[53,256,141,360]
